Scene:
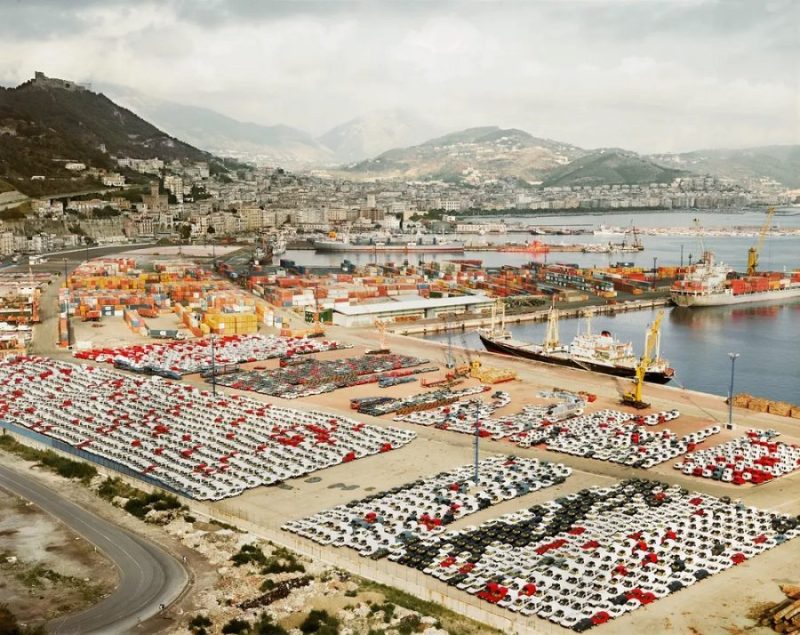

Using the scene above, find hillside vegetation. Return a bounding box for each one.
[541,150,688,187]
[650,145,800,188]
[0,74,213,195]
[342,126,585,183]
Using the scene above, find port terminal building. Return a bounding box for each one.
[332,295,494,327]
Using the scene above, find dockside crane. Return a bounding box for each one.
[621,309,665,409]
[746,207,776,276]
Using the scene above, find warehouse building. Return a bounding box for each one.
[332,295,494,327]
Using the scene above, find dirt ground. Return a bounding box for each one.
[0,485,116,627]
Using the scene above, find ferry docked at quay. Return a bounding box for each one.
[478,303,675,384]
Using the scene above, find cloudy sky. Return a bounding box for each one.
[1,0,798,152]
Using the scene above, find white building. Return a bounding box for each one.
[0,232,15,256]
[101,173,126,187]
[332,295,494,328]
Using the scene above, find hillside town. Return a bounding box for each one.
[2,157,798,255]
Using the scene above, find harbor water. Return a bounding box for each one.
[421,303,800,404]
[285,209,800,403]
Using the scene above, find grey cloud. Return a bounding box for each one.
[0,0,796,152]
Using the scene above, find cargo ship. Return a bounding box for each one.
[313,236,464,253]
[670,251,800,307]
[478,303,675,383]
[671,209,800,307]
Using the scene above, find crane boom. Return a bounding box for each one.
[622,309,665,409]
[746,207,776,276]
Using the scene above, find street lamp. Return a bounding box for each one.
[727,352,740,430]
[210,322,224,397]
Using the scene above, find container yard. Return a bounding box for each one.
[0,271,53,351]
[221,253,677,332]
[62,257,279,348]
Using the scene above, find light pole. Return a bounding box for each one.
[210,330,217,397]
[727,352,740,430]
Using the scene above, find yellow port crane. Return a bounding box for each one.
[621,309,665,409]
[746,206,776,276]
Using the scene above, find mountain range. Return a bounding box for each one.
[2,73,798,195]
[102,85,441,167]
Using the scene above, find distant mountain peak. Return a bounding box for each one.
[339,125,586,183]
[318,110,442,163]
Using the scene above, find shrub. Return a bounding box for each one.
[299,609,339,634]
[397,614,422,635]
[253,612,288,635]
[189,614,212,634]
[221,617,250,634]
[231,543,267,567]
[382,602,396,623]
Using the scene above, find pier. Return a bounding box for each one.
[388,297,672,335]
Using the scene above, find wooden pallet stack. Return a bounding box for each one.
[762,585,800,632]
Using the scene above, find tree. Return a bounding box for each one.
[0,604,22,635]
[179,225,192,241]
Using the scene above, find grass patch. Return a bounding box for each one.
[209,518,242,532]
[97,476,182,520]
[13,563,105,604]
[0,435,97,484]
[261,546,305,575]
[357,578,503,635]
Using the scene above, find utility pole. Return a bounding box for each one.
[727,352,740,430]
[210,332,217,397]
[473,421,480,484]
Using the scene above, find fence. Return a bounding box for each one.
[0,420,187,499]
[0,420,550,633]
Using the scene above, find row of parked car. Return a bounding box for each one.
[389,478,799,631]
[282,455,572,557]
[675,428,800,485]
[0,356,415,500]
[74,334,346,375]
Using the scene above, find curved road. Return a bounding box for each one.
[0,464,187,634]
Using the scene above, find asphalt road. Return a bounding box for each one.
[0,463,187,634]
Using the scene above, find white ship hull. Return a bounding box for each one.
[671,286,800,307]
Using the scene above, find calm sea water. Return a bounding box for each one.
[422,304,800,403]
[286,209,800,402]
